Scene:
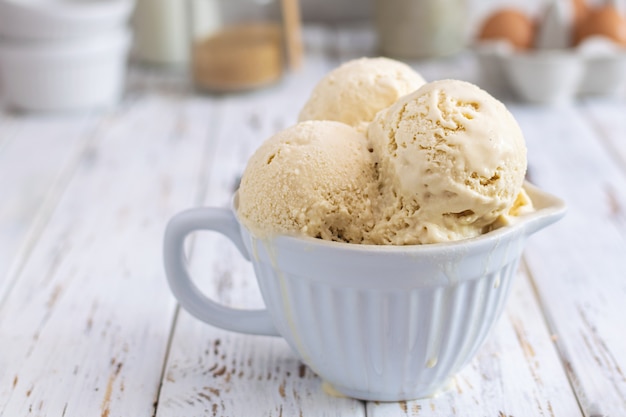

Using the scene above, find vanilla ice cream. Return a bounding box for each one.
[366,79,529,244]
[240,63,532,245]
[298,57,426,131]
[237,120,377,243]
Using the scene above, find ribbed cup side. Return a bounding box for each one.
[255,258,521,401]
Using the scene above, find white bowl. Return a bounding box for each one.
[0,29,132,111]
[0,0,134,40]
[245,184,564,401]
[164,182,566,401]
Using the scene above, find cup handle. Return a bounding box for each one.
[163,207,280,337]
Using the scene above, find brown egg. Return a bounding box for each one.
[575,5,626,45]
[572,0,589,26]
[478,9,535,50]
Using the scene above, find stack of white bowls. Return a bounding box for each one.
[0,0,135,111]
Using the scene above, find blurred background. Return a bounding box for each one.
[300,0,543,26]
[0,0,624,111]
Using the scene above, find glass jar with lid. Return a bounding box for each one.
[189,0,292,92]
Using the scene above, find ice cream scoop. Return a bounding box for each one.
[366,79,528,244]
[298,57,425,131]
[237,120,377,243]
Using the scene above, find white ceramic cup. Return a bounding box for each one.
[163,182,565,401]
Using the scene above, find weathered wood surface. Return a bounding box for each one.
[0,113,95,298]
[0,25,625,417]
[514,103,626,417]
[0,96,210,416]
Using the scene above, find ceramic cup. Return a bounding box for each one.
[163,182,565,401]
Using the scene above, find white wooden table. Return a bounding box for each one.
[1,25,626,417]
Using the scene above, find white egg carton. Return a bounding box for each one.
[475,37,626,104]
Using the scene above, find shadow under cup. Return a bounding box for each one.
[163,182,566,401]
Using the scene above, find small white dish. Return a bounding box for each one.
[0,29,132,111]
[0,0,134,40]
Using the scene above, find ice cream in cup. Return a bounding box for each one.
[163,63,566,401]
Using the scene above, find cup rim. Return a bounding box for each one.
[232,181,566,254]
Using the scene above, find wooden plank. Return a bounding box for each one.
[0,113,95,299]
[582,101,626,235]
[583,100,626,176]
[512,104,626,416]
[0,112,21,151]
[0,95,212,416]
[156,27,366,417]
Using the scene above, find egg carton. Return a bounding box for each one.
[475,37,626,104]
